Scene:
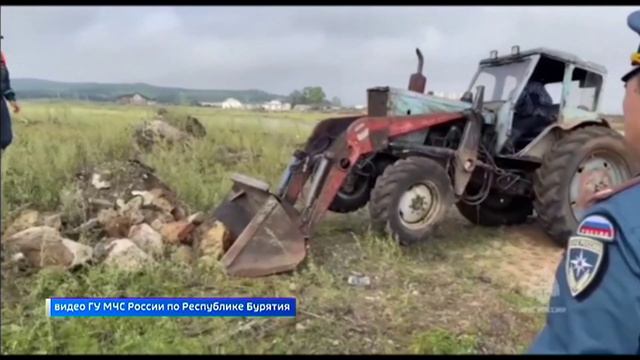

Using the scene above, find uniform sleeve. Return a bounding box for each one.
[0,61,16,102]
[528,226,640,354]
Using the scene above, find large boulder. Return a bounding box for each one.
[160,221,196,246]
[193,220,232,264]
[3,226,93,270]
[184,116,207,138]
[128,223,164,259]
[133,110,206,151]
[61,238,94,268]
[134,119,189,151]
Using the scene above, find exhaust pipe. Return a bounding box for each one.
[408,48,427,94]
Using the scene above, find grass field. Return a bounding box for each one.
[0,101,549,354]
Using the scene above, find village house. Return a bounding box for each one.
[292,104,312,112]
[116,93,156,106]
[221,98,244,109]
[262,100,291,112]
[198,101,222,108]
[244,103,263,111]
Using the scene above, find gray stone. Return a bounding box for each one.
[102,239,155,272]
[128,223,164,258]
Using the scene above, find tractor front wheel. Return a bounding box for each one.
[329,169,372,214]
[533,126,638,247]
[369,157,454,245]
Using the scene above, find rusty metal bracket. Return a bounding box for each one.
[453,110,483,196]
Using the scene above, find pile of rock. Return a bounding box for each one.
[1,160,227,275]
[133,109,207,152]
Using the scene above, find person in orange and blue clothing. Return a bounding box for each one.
[528,10,640,355]
[1,34,20,152]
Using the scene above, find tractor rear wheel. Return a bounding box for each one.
[533,126,638,247]
[369,157,454,245]
[456,192,533,226]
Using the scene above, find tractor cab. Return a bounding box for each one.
[467,46,607,154]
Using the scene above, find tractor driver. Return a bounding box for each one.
[510,79,555,148]
[527,9,640,354]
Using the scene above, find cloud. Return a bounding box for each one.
[1,6,637,112]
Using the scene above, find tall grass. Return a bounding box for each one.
[1,102,321,221]
[0,102,544,354]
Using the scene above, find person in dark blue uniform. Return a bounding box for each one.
[1,34,20,152]
[1,34,20,216]
[527,10,640,354]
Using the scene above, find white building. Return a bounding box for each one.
[199,101,222,107]
[244,103,262,110]
[281,102,292,111]
[116,93,155,106]
[221,98,244,109]
[293,104,312,112]
[262,100,291,112]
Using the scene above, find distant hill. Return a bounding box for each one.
[11,78,285,105]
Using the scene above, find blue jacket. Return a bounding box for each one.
[1,51,15,150]
[528,177,640,354]
[1,53,16,102]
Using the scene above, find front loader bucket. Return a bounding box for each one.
[213,173,307,277]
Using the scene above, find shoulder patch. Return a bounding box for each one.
[576,214,616,242]
[566,236,605,297]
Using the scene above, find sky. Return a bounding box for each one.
[1,6,638,113]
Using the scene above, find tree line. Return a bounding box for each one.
[287,86,341,107]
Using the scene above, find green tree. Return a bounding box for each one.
[288,90,305,106]
[302,86,326,104]
[331,96,342,107]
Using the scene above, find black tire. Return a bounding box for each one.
[329,172,371,213]
[533,126,638,247]
[456,192,533,226]
[369,157,454,245]
[329,156,394,214]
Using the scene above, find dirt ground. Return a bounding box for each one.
[473,222,564,303]
[320,206,566,305]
